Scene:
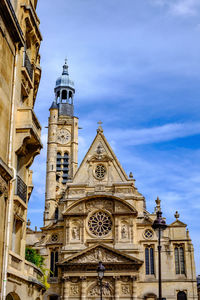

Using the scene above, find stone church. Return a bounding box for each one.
[26,61,197,300]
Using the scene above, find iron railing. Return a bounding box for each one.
[23,51,33,80]
[16,175,27,203]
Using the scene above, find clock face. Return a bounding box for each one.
[57,129,71,144]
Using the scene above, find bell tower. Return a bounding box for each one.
[44,60,78,226]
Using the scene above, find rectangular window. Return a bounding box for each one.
[174,246,185,274]
[50,250,58,277]
[145,246,154,275]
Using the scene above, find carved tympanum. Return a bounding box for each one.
[72,247,127,263]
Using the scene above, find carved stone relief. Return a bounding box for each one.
[69,189,85,196]
[72,247,128,263]
[86,199,113,213]
[14,202,25,220]
[121,284,131,295]
[69,284,80,296]
[115,201,132,213]
[88,282,112,297]
[0,175,8,197]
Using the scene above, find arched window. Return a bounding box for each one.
[62,90,67,100]
[177,291,187,300]
[145,246,154,275]
[50,250,58,277]
[174,245,185,274]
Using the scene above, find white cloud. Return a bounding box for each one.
[150,0,200,16]
[109,122,200,146]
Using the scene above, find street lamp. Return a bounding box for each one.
[152,210,167,300]
[97,261,105,300]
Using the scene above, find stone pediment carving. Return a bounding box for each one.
[63,197,137,216]
[87,153,113,163]
[61,244,143,266]
[169,220,187,227]
[87,143,113,163]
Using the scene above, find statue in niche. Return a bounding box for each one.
[121,223,128,239]
[72,226,80,240]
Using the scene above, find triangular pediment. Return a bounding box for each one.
[169,219,187,227]
[60,244,143,266]
[72,130,133,185]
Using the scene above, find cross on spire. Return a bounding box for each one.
[97,121,103,133]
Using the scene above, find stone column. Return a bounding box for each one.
[63,277,70,300]
[115,276,121,300]
[81,276,87,300]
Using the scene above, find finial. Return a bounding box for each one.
[174,211,180,220]
[155,196,161,212]
[62,58,69,75]
[27,219,31,227]
[97,121,103,133]
[129,172,133,178]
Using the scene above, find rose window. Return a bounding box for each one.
[144,229,153,239]
[88,211,112,237]
[51,234,58,242]
[95,165,106,179]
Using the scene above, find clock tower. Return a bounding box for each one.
[44,60,78,226]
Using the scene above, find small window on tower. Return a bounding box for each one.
[56,152,62,172]
[62,90,67,100]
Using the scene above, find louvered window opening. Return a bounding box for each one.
[56,152,69,184]
[145,246,154,275]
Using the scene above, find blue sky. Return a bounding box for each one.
[28,0,200,273]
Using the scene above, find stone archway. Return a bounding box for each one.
[87,282,114,300]
[144,293,157,300]
[177,291,187,300]
[6,292,20,300]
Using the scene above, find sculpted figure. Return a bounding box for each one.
[121,224,128,239]
[72,226,80,240]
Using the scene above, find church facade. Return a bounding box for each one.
[26,61,197,300]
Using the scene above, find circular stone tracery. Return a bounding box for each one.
[88,211,112,237]
[144,229,153,239]
[95,164,106,179]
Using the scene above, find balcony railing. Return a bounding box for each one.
[16,175,27,203]
[23,51,33,80]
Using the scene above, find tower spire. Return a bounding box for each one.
[54,59,75,116]
[62,58,69,75]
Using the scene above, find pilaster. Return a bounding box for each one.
[63,277,70,300]
[115,276,121,300]
[81,276,87,300]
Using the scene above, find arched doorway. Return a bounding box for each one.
[177,291,187,300]
[49,295,59,300]
[6,293,20,300]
